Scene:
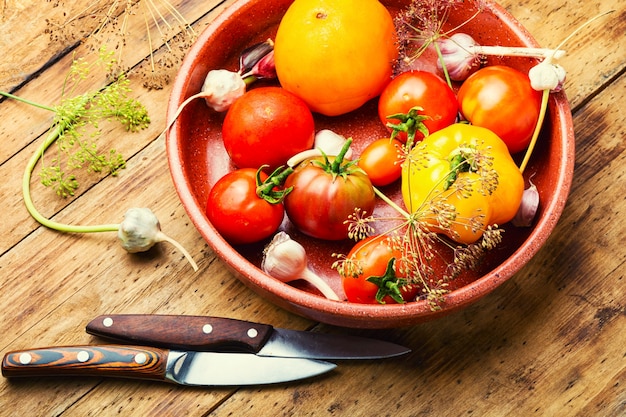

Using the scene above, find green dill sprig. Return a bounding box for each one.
[1,48,150,198]
[0,48,197,271]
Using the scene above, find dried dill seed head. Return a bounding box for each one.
[43,1,197,89]
[393,0,484,70]
[346,208,376,241]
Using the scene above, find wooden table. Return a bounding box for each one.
[1,0,624,415]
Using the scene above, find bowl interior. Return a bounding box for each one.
[166,0,574,328]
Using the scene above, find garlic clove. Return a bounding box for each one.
[512,181,540,227]
[262,232,340,300]
[238,39,274,76]
[262,232,308,281]
[287,129,352,167]
[314,129,353,158]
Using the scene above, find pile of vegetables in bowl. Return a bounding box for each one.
[166,0,576,328]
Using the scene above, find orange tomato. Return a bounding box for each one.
[274,0,398,116]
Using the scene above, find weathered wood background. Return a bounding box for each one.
[0,0,624,415]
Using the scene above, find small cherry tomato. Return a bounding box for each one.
[457,65,542,154]
[340,235,419,304]
[378,70,458,144]
[206,168,286,245]
[284,140,375,240]
[358,138,404,186]
[222,87,315,170]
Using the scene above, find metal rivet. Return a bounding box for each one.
[135,353,148,364]
[247,328,258,338]
[202,324,213,334]
[77,351,90,363]
[19,353,32,365]
[103,317,113,327]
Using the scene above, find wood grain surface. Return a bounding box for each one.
[0,0,624,415]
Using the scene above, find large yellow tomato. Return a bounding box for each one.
[274,0,398,116]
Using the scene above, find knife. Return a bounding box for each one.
[86,314,410,360]
[1,345,335,386]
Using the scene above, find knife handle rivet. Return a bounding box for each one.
[247,328,258,339]
[103,317,114,328]
[202,324,213,334]
[134,353,148,365]
[77,351,90,363]
[19,353,32,365]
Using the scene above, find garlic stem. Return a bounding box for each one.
[156,231,199,272]
[287,149,323,167]
[300,267,341,301]
[287,129,352,167]
[468,45,565,60]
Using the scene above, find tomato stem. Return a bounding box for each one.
[256,165,294,204]
[386,106,430,149]
[330,138,352,173]
[366,258,408,304]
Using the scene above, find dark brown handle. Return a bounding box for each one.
[2,345,168,381]
[86,315,274,353]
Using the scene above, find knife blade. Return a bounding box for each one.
[86,314,410,360]
[1,345,335,386]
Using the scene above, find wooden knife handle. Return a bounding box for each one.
[2,345,168,381]
[86,315,274,353]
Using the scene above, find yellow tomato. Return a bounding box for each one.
[274,0,398,116]
[401,124,524,244]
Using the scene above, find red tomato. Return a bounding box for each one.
[284,153,375,241]
[378,71,458,143]
[340,235,419,304]
[222,87,315,170]
[457,65,542,154]
[358,138,404,186]
[206,168,284,245]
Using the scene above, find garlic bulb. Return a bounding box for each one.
[529,61,567,92]
[118,208,198,271]
[262,232,340,300]
[436,33,482,81]
[201,69,247,112]
[118,207,160,253]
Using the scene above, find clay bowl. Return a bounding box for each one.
[166,0,574,328]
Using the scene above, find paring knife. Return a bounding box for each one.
[86,314,410,360]
[1,345,335,386]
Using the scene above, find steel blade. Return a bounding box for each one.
[258,328,410,360]
[166,350,336,386]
